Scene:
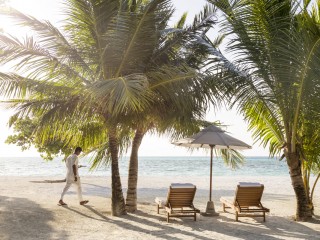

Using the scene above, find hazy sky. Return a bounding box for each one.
[0,0,269,157]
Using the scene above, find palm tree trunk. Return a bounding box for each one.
[109,128,127,216]
[301,162,311,206]
[286,152,312,221]
[310,173,320,214]
[125,127,146,212]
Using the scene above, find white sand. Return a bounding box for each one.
[0,175,319,240]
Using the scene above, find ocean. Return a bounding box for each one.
[0,156,289,177]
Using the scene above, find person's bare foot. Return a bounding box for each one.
[58,200,67,206]
[80,200,89,205]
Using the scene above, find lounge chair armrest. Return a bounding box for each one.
[155,197,166,208]
[220,197,234,207]
[194,208,201,213]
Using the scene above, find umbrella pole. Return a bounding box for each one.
[202,145,219,216]
[209,145,213,202]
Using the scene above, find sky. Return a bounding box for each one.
[0,0,270,157]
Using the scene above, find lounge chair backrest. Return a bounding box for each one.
[234,184,264,207]
[166,184,196,208]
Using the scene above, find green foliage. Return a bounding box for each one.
[208,0,320,216]
[208,0,320,157]
[5,116,73,160]
[174,12,187,28]
[0,0,236,216]
[0,0,225,166]
[0,0,244,171]
[219,149,245,169]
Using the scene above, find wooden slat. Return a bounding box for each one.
[236,186,263,206]
[167,187,196,208]
[220,185,269,221]
[164,186,199,222]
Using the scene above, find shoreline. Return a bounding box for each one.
[1,176,319,239]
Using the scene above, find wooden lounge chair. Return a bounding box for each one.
[220,182,269,222]
[155,183,200,222]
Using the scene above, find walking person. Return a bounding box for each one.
[58,147,89,206]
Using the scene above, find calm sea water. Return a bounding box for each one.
[0,156,288,177]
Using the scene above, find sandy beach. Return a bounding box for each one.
[0,175,319,240]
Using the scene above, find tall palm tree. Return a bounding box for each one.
[123,5,235,212]
[0,0,178,216]
[0,0,221,215]
[207,0,320,220]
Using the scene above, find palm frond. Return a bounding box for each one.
[153,3,217,64]
[102,0,172,77]
[175,12,187,28]
[218,148,245,169]
[0,34,92,85]
[2,8,95,80]
[88,73,152,115]
[88,142,111,170]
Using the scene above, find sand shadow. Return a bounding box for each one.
[141,208,320,239]
[0,195,68,240]
[83,205,109,220]
[30,179,66,183]
[50,195,320,240]
[61,205,110,222]
[82,182,108,189]
[309,214,320,224]
[83,206,193,240]
[194,213,320,240]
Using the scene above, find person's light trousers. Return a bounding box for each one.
[60,178,83,202]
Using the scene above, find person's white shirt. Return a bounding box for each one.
[65,153,79,182]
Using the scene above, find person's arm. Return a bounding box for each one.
[73,164,77,181]
[71,156,78,181]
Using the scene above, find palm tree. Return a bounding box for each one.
[0,0,175,216]
[207,0,320,220]
[0,0,220,215]
[124,5,230,212]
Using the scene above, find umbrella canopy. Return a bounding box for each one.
[173,125,251,149]
[172,125,251,215]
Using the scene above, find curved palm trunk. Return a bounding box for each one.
[109,128,127,216]
[301,162,313,212]
[310,173,320,213]
[126,127,146,212]
[286,152,312,221]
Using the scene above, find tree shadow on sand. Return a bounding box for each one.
[61,202,320,240]
[0,195,68,240]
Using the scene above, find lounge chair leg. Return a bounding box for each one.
[236,212,239,222]
[222,203,226,212]
[263,212,265,222]
[194,212,196,221]
[157,205,159,214]
[167,213,169,223]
